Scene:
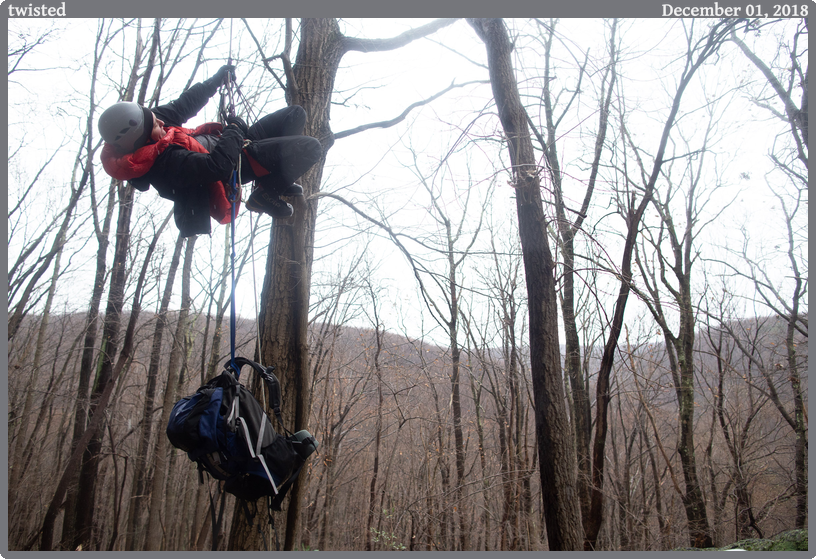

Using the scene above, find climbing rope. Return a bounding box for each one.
[219,19,260,379]
[219,23,281,547]
[219,52,267,381]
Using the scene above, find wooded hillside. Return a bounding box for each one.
[7,310,807,550]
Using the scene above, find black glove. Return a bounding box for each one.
[204,64,236,89]
[225,115,248,136]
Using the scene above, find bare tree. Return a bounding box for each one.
[524,18,618,547]
[68,19,162,550]
[60,18,136,547]
[379,147,491,550]
[723,19,807,529]
[730,19,807,165]
[631,97,738,548]
[585,18,745,550]
[702,312,766,541]
[7,22,58,78]
[467,18,584,550]
[465,215,533,550]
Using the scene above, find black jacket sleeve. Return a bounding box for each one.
[151,81,220,127]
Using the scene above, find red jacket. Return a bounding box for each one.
[101,122,239,225]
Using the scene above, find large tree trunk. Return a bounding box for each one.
[467,18,583,551]
[228,17,459,550]
[533,21,618,545]
[228,18,342,551]
[538,21,594,530]
[673,328,713,548]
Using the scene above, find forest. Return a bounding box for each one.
[6,17,808,551]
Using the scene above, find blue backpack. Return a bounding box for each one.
[166,357,318,509]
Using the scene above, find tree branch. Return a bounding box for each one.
[334,80,487,140]
[241,18,286,91]
[308,191,447,333]
[343,18,458,53]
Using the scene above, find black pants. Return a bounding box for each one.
[239,105,322,192]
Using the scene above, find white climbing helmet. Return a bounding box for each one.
[98,102,154,153]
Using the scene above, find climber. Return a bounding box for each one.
[98,64,322,237]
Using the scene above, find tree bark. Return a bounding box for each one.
[228,19,343,550]
[532,20,617,545]
[467,18,584,551]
